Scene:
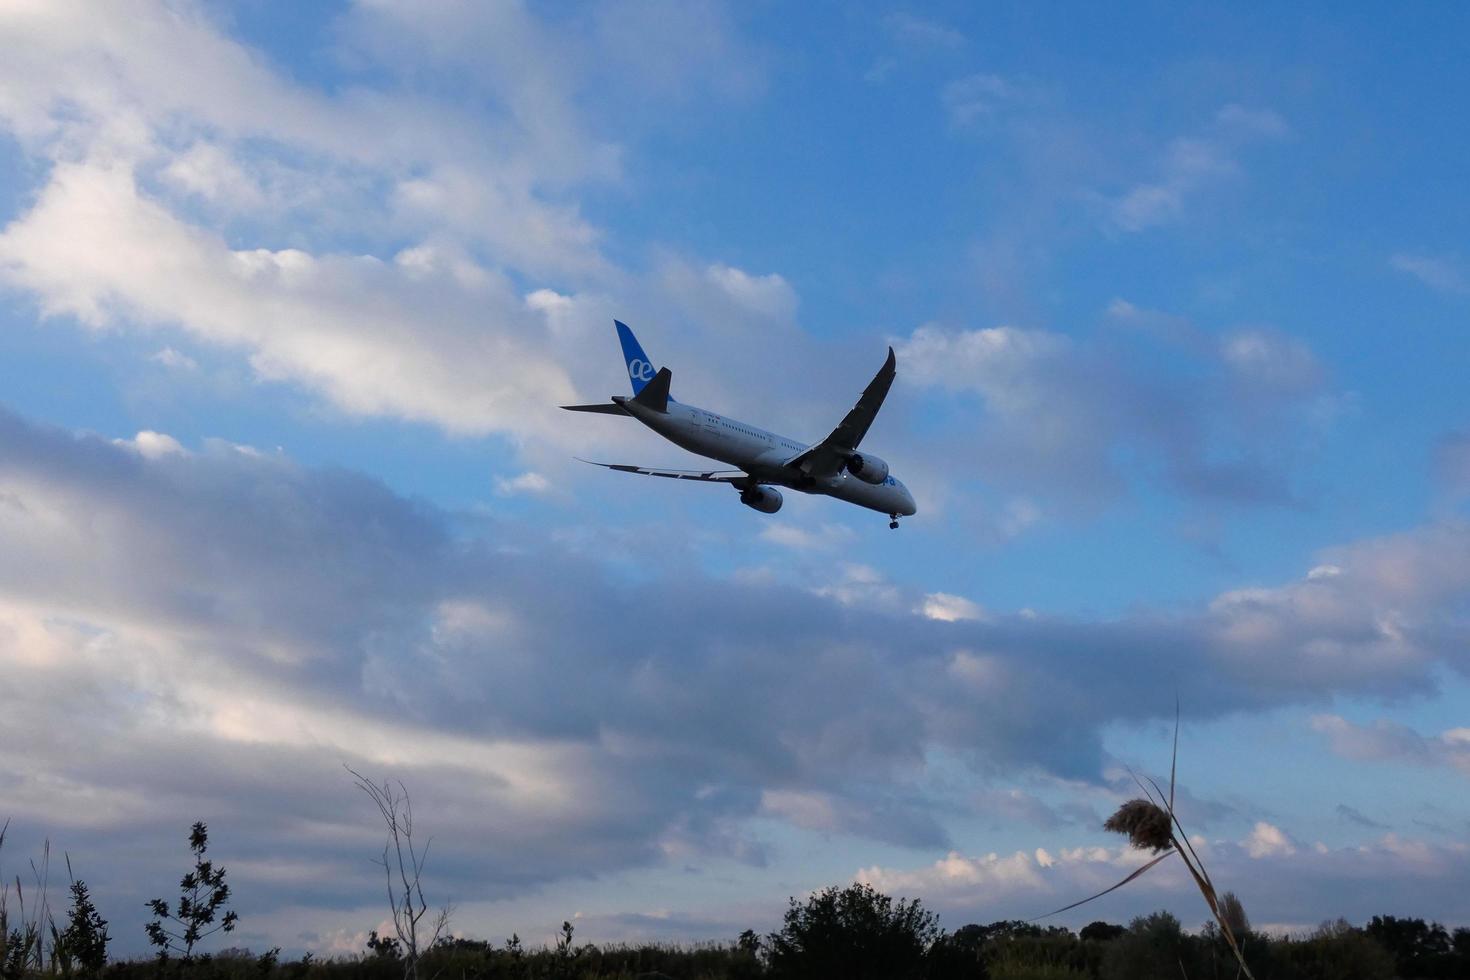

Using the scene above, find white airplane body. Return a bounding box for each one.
[564,321,917,528]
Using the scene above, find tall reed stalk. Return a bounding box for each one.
[0,821,59,976]
[1033,705,1256,979]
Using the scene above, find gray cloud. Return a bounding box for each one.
[1336,804,1391,831]
[4,403,1470,952]
[1312,716,1470,776]
[893,311,1335,508]
[969,788,1099,832]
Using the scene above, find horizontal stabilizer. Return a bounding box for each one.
[561,402,630,415]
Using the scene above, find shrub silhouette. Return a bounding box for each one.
[52,879,109,975]
[764,881,944,980]
[1269,921,1394,980]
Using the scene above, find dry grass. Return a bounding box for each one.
[1034,703,1257,980]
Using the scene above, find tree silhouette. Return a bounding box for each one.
[144,822,237,960]
[1365,915,1455,978]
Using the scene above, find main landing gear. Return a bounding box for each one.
[889,513,900,530]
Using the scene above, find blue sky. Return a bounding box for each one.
[1,0,1468,957]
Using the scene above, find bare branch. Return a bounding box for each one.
[347,766,445,980]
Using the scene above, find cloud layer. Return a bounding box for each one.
[894,306,1335,507]
[2,405,1467,947]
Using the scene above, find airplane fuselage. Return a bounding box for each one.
[617,397,917,517]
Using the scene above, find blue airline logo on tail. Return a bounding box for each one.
[615,320,657,395]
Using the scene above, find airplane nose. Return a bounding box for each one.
[901,485,917,516]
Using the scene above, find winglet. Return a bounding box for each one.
[631,367,672,413]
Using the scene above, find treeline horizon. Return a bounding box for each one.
[5,820,1469,980]
[12,902,1470,980]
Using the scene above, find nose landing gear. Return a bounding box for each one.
[889,514,900,530]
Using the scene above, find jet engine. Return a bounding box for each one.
[739,485,783,514]
[845,451,890,484]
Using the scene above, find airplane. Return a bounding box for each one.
[563,321,917,528]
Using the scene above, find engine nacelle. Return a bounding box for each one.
[739,485,783,514]
[845,451,890,485]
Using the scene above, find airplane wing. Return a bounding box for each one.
[577,459,749,483]
[786,346,896,478]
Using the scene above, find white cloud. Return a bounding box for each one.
[114,430,185,459]
[588,0,766,103]
[495,472,552,496]
[897,323,1070,408]
[0,0,778,459]
[149,347,198,371]
[1111,138,1236,231]
[943,74,1017,126]
[1215,104,1290,139]
[0,160,581,439]
[702,264,798,320]
[1106,297,1200,345]
[855,828,1470,928]
[160,141,269,210]
[884,13,967,49]
[1219,328,1324,398]
[1105,106,1287,232]
[1391,253,1470,294]
[1244,822,1297,858]
[812,562,905,609]
[759,521,856,551]
[858,847,1052,897]
[920,592,986,622]
[1000,497,1042,536]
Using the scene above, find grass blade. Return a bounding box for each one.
[1027,850,1175,922]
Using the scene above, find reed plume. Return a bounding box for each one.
[1033,703,1256,980]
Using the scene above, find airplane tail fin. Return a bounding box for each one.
[615,320,659,396]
